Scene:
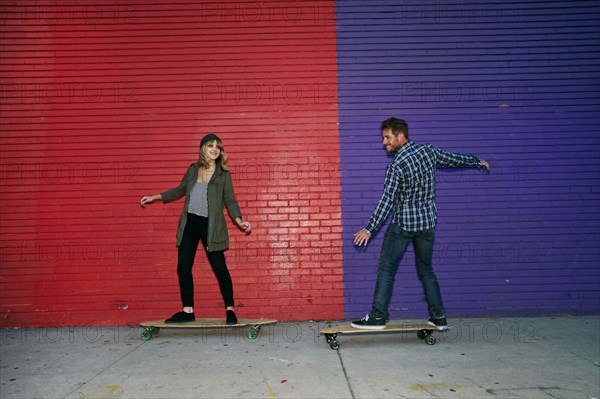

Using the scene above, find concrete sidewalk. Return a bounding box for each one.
[1,316,598,399]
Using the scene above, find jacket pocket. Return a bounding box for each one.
[211,214,228,245]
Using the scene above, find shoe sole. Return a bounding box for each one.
[164,319,196,324]
[350,322,386,330]
[427,322,448,331]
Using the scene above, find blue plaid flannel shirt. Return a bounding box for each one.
[364,141,483,234]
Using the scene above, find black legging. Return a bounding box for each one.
[177,213,234,308]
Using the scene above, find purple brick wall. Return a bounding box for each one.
[336,1,600,319]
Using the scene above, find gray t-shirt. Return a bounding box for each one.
[187,182,208,217]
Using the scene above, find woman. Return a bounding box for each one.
[140,134,251,324]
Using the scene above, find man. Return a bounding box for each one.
[352,117,490,330]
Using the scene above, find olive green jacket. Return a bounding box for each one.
[161,163,242,251]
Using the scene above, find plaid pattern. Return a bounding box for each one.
[365,141,482,234]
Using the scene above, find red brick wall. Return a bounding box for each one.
[0,0,343,327]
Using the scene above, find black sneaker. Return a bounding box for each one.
[428,317,448,331]
[226,310,238,325]
[351,314,386,330]
[165,311,195,324]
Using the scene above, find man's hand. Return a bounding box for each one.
[354,229,371,247]
[480,160,490,171]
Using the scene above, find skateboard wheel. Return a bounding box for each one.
[417,330,430,340]
[425,335,436,345]
[141,330,153,341]
[329,340,340,350]
[246,326,260,340]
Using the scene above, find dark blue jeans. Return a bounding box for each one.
[370,223,445,320]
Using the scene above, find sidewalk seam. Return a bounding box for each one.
[61,341,146,399]
[337,350,356,399]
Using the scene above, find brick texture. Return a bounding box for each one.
[0,0,343,327]
[336,1,600,319]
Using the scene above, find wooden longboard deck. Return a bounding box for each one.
[140,318,277,329]
[320,323,436,335]
[320,322,444,349]
[139,318,277,341]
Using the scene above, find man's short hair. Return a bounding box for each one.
[381,117,409,139]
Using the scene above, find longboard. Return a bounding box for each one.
[320,322,445,350]
[139,318,277,341]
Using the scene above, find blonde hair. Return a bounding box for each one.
[199,139,228,171]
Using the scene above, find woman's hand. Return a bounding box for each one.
[236,218,252,234]
[140,194,161,207]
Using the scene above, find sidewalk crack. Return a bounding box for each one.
[61,341,145,399]
[337,350,356,399]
